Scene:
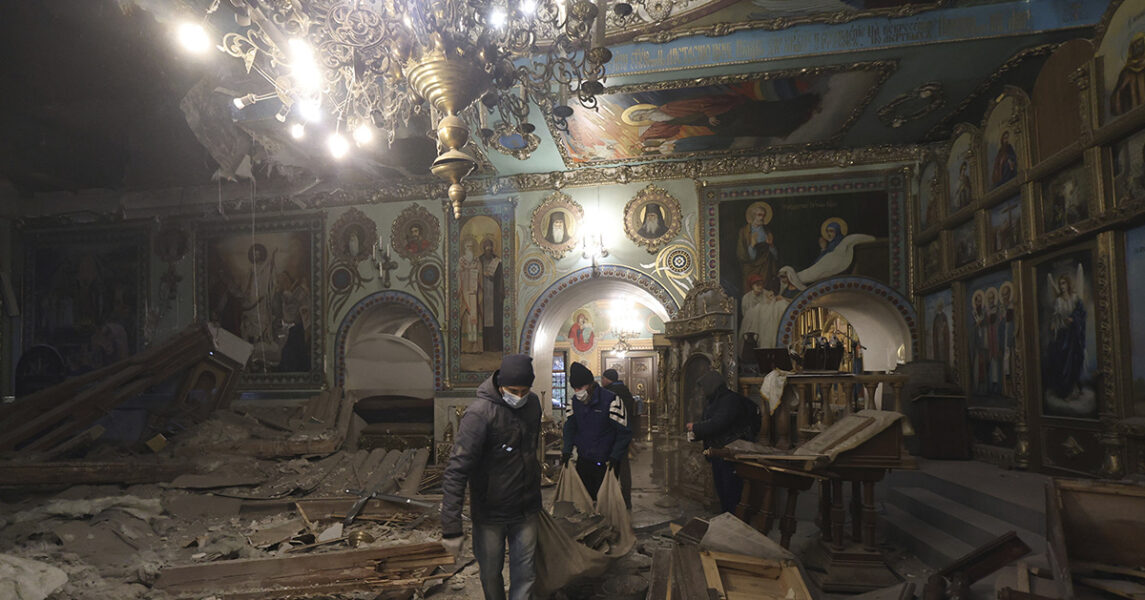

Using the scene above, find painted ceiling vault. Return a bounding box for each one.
[0,0,1110,198]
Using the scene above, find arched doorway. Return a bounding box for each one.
[776,276,918,372]
[520,266,678,415]
[334,291,444,394]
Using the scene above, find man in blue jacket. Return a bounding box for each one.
[562,362,632,501]
[441,354,541,600]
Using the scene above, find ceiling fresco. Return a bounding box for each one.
[0,0,1114,198]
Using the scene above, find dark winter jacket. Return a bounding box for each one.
[692,384,753,450]
[441,373,542,537]
[605,379,638,438]
[562,383,632,464]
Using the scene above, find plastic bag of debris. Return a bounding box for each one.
[535,464,635,596]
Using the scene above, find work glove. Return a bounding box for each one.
[561,452,571,467]
[441,535,464,559]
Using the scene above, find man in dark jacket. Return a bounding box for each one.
[562,362,632,501]
[687,370,752,514]
[601,368,636,508]
[441,354,541,600]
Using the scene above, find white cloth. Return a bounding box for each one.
[781,233,877,289]
[758,369,790,415]
[742,294,790,349]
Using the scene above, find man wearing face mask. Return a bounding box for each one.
[686,370,753,514]
[561,362,632,501]
[441,354,542,600]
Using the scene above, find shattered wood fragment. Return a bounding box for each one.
[0,460,194,486]
[154,541,450,597]
[245,519,305,549]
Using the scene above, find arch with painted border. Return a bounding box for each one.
[334,291,445,390]
[775,276,918,371]
[519,266,679,410]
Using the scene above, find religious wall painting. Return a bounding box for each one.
[530,192,583,259]
[952,218,980,269]
[391,204,440,261]
[1126,223,1145,417]
[964,269,1018,406]
[982,92,1027,190]
[919,237,944,284]
[153,224,190,310]
[918,159,941,231]
[922,288,955,367]
[946,128,979,216]
[330,208,378,264]
[552,64,893,165]
[711,179,890,351]
[1111,127,1145,206]
[1033,248,1099,419]
[563,308,597,355]
[1041,161,1092,233]
[196,215,323,387]
[624,184,683,253]
[449,202,515,382]
[22,226,148,377]
[1097,0,1145,126]
[988,195,1023,255]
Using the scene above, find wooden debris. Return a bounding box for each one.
[1046,478,1145,599]
[196,389,356,458]
[245,519,305,549]
[924,531,1030,599]
[154,541,453,598]
[0,460,195,486]
[169,472,265,490]
[0,323,249,455]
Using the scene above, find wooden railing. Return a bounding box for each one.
[739,373,908,450]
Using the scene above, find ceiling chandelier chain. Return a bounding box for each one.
[207,0,621,217]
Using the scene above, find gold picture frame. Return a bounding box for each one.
[390,203,441,261]
[623,184,683,253]
[330,207,378,264]
[529,191,583,259]
[980,86,1032,203]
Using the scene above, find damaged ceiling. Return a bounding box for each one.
[0,0,1109,198]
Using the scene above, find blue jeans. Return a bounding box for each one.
[471,512,538,600]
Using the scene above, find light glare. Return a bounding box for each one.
[489,7,507,28]
[520,0,537,15]
[176,22,210,54]
[327,133,350,159]
[298,100,322,122]
[290,123,305,139]
[352,124,374,145]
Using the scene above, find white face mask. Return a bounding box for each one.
[573,389,589,401]
[502,390,527,409]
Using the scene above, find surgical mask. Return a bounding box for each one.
[502,391,527,409]
[573,389,589,401]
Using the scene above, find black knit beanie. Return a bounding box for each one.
[602,368,619,382]
[498,354,535,387]
[698,371,726,399]
[569,362,593,389]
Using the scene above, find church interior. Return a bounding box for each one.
[2,0,1145,598]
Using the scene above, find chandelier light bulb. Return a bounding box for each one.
[489,7,508,28]
[352,124,374,145]
[520,0,537,15]
[176,22,210,54]
[297,100,322,122]
[290,123,305,139]
[327,132,350,159]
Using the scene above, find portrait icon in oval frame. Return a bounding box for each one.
[530,191,583,259]
[624,184,682,253]
[391,204,441,261]
[330,207,378,264]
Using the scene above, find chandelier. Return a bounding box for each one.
[180,0,622,218]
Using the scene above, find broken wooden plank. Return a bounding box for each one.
[1077,577,1145,599]
[936,530,1031,585]
[155,541,449,595]
[648,549,671,600]
[246,519,305,549]
[169,472,265,490]
[0,460,194,486]
[671,546,712,600]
